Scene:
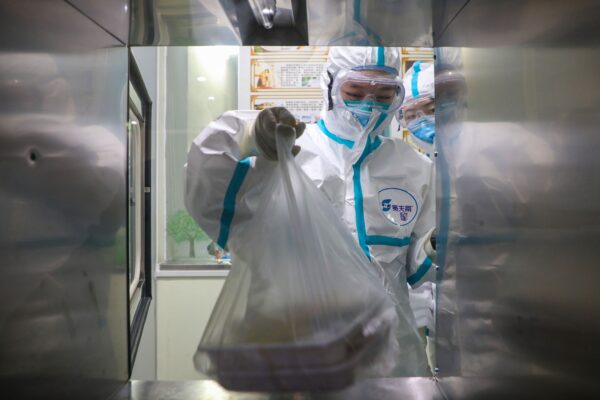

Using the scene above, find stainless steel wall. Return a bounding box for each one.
[0,1,129,399]
[306,0,432,46]
[129,0,433,47]
[3,0,593,397]
[67,0,131,44]
[433,0,600,394]
[434,0,600,47]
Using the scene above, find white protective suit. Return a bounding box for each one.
[402,61,437,339]
[185,47,436,376]
[402,61,436,157]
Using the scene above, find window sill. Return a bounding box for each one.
[156,262,231,278]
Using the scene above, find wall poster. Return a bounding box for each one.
[249,46,329,124]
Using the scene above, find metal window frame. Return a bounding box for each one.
[127,50,153,373]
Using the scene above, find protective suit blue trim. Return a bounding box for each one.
[411,61,422,98]
[317,119,355,148]
[373,112,388,131]
[407,256,433,286]
[353,135,382,260]
[217,157,251,248]
[366,235,411,247]
[353,0,361,23]
[377,47,385,66]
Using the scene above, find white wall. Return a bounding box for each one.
[156,277,226,380]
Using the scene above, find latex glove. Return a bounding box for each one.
[252,107,306,161]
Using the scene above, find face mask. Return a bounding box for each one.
[344,100,389,128]
[408,115,435,144]
[353,113,370,127]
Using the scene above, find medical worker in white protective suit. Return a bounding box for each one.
[185,47,436,376]
[401,61,436,157]
[401,61,437,368]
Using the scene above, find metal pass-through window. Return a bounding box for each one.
[127,53,153,371]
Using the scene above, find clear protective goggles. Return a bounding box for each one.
[332,70,405,118]
[400,95,435,125]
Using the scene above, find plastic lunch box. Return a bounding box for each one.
[197,300,392,391]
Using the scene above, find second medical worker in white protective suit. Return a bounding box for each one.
[185,47,436,376]
[402,61,436,158]
[401,61,437,368]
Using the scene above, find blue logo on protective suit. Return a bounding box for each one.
[378,188,418,226]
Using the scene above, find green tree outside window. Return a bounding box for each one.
[167,210,209,258]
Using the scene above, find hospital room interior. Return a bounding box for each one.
[1,1,600,399]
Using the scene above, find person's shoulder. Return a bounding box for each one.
[216,109,261,124]
[193,110,260,145]
[380,136,434,166]
[205,110,261,133]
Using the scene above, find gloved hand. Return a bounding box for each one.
[252,107,306,161]
[425,229,437,261]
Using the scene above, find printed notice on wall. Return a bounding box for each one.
[248,46,328,123]
[252,62,323,90]
[251,97,324,124]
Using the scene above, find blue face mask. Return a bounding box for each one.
[350,112,371,127]
[344,100,389,128]
[407,115,435,144]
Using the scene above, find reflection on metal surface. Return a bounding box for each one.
[0,1,129,398]
[432,0,469,43]
[440,376,598,399]
[217,0,307,45]
[130,0,242,45]
[245,0,297,30]
[0,1,123,51]
[434,44,600,381]
[248,0,276,29]
[130,0,432,46]
[114,378,444,400]
[67,0,130,43]
[308,0,432,46]
[433,1,600,394]
[435,0,600,47]
[111,376,600,399]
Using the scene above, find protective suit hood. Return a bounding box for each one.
[320,47,401,145]
[402,61,435,105]
[402,61,436,157]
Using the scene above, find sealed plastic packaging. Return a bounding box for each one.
[194,130,400,392]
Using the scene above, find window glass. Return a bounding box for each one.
[129,82,143,115]
[163,47,238,265]
[128,108,144,316]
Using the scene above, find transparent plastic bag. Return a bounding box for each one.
[194,130,400,392]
